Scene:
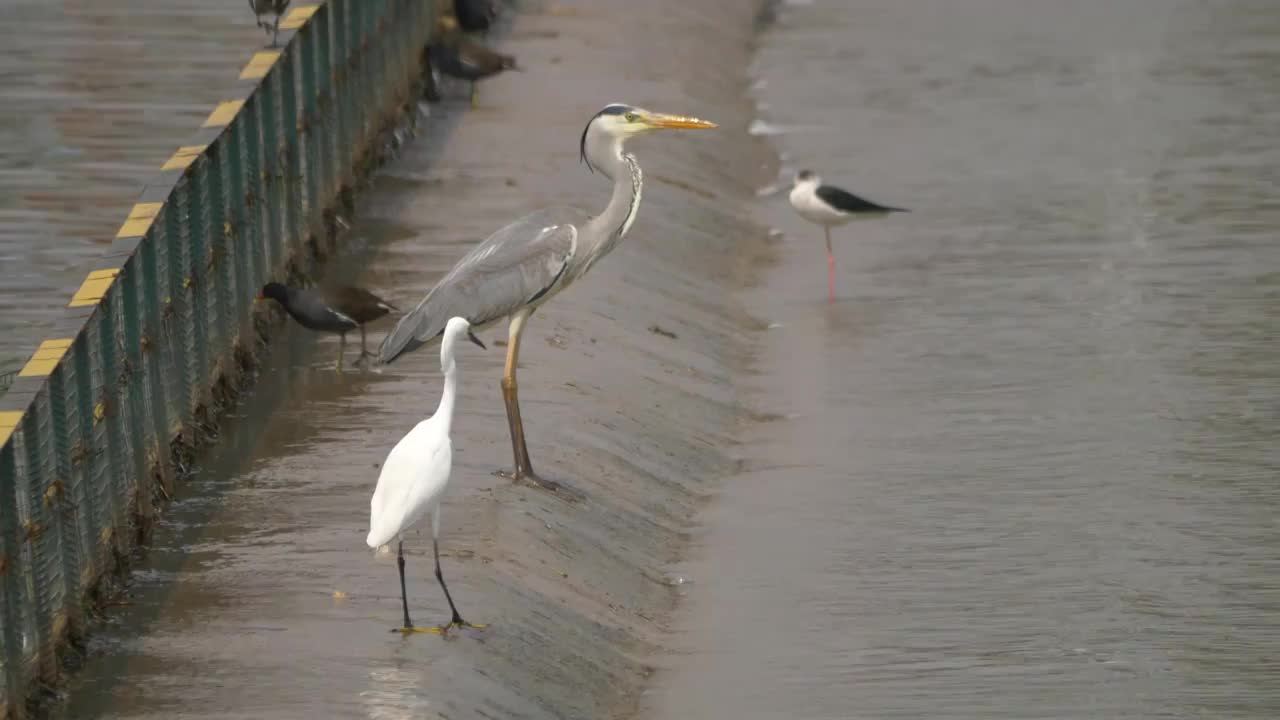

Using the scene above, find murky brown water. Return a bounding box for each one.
[647,1,1280,719]
[0,0,275,376]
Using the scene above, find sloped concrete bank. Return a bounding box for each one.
[342,1,778,715]
[51,1,777,718]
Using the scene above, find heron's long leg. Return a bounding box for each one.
[337,333,347,373]
[825,227,835,303]
[431,506,485,632]
[500,309,562,494]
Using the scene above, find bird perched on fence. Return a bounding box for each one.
[454,0,500,34]
[426,15,519,107]
[257,283,398,371]
[249,0,291,48]
[367,317,487,635]
[788,170,907,302]
[378,104,717,497]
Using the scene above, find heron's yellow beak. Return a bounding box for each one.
[642,112,718,130]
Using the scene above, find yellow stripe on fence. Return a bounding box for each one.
[0,410,22,446]
[240,50,283,80]
[18,339,74,377]
[116,202,163,238]
[280,5,320,30]
[161,145,208,171]
[202,100,244,128]
[68,269,120,308]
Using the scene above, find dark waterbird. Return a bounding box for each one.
[454,0,500,34]
[427,15,519,107]
[257,283,398,370]
[249,0,291,47]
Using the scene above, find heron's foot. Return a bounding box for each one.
[391,625,445,636]
[495,469,583,502]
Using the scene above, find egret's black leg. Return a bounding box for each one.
[397,541,413,629]
[391,541,444,635]
[430,508,485,633]
[434,537,466,627]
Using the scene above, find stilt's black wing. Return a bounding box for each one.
[816,185,906,214]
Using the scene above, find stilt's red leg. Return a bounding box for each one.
[825,228,835,303]
[827,252,836,303]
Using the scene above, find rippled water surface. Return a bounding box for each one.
[649,1,1280,718]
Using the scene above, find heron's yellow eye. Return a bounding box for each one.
[624,112,639,123]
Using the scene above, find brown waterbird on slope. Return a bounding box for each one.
[257,283,399,371]
[426,15,520,106]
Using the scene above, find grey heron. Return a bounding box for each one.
[788,170,907,301]
[378,104,717,496]
[257,283,399,371]
[368,317,487,635]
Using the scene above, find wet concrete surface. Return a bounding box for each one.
[51,0,773,718]
[647,1,1280,718]
[0,0,280,376]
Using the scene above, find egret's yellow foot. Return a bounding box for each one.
[438,620,487,635]
[391,625,445,635]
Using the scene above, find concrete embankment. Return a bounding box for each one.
[52,0,776,718]
[4,2,439,717]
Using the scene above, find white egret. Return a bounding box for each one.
[367,316,487,635]
[788,170,907,301]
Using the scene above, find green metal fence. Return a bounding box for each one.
[0,2,437,715]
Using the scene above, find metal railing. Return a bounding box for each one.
[0,2,438,715]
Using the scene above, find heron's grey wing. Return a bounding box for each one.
[378,207,587,363]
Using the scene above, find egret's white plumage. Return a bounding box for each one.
[367,316,484,634]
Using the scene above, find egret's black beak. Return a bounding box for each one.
[468,331,486,350]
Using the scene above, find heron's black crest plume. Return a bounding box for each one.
[579,104,633,175]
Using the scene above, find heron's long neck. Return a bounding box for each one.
[579,144,642,277]
[435,352,457,434]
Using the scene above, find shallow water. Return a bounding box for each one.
[648,1,1280,718]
